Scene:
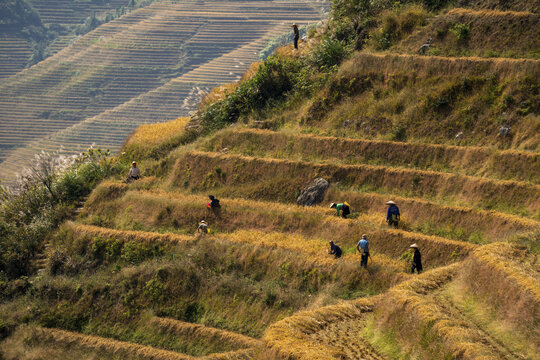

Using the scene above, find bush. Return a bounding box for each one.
[309,38,350,69]
[449,23,471,46]
[0,147,117,280]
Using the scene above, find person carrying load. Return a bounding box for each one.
[328,241,342,259]
[330,202,351,218]
[386,200,400,228]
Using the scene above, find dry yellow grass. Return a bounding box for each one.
[461,242,540,340]
[124,117,190,149]
[204,128,540,183]
[84,187,476,266]
[376,263,514,359]
[71,223,193,244]
[170,151,540,218]
[149,317,262,349]
[263,297,378,360]
[30,327,194,360]
[339,52,540,82]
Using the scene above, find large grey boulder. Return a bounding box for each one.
[297,178,329,206]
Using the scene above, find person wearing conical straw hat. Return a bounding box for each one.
[410,243,422,274]
[330,202,351,219]
[385,200,400,228]
[291,23,299,50]
[197,220,209,234]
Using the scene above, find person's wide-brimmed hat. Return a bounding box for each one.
[132,161,136,165]
[362,234,367,239]
[410,243,418,248]
[200,220,207,223]
[329,202,336,208]
[291,23,297,27]
[385,200,396,205]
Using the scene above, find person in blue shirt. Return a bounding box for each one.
[356,234,370,268]
[386,201,400,228]
[328,241,342,258]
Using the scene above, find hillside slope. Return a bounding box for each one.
[0,0,322,183]
[0,0,539,359]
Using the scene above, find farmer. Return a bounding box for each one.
[197,220,209,234]
[330,202,351,218]
[292,23,299,50]
[126,161,140,182]
[386,200,400,228]
[328,241,342,259]
[410,243,423,274]
[207,195,221,217]
[356,234,370,268]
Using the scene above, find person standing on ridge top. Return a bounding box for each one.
[328,241,342,259]
[330,202,351,218]
[386,200,400,228]
[292,23,299,50]
[356,234,370,268]
[410,243,422,274]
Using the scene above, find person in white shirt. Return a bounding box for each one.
[127,161,140,182]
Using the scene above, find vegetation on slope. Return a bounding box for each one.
[1,0,538,358]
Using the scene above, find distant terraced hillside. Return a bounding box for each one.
[0,0,323,183]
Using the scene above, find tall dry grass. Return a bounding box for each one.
[124,118,190,150]
[170,151,540,218]
[149,317,262,349]
[28,327,194,360]
[375,262,518,359]
[339,52,540,82]
[83,188,476,266]
[71,223,193,244]
[262,297,377,360]
[204,128,540,183]
[460,242,540,343]
[393,8,540,58]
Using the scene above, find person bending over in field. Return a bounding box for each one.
[197,220,209,234]
[330,202,351,218]
[126,161,140,182]
[386,200,400,228]
[207,195,221,217]
[410,243,422,274]
[328,241,342,259]
[356,234,370,268]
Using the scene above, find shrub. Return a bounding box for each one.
[309,38,350,69]
[449,23,471,46]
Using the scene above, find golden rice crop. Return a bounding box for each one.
[149,317,262,349]
[263,297,377,360]
[71,223,193,244]
[84,187,476,266]
[124,117,189,148]
[205,128,540,183]
[171,151,540,218]
[31,327,194,360]
[460,242,540,339]
[377,263,507,359]
[200,348,257,360]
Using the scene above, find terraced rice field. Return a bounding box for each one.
[0,0,323,182]
[1,0,539,359]
[0,35,32,80]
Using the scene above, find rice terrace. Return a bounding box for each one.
[0,0,539,359]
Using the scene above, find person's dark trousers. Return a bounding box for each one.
[411,263,422,273]
[388,220,398,228]
[294,37,299,49]
[360,253,369,268]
